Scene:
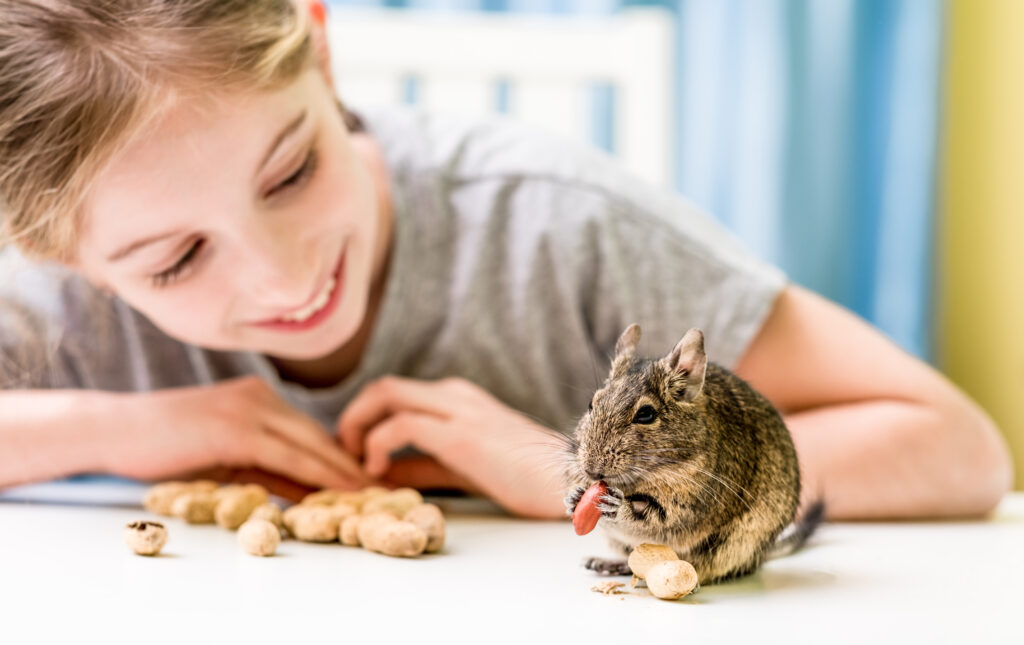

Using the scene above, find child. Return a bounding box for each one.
[0,0,1011,519]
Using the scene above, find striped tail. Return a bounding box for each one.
[769,499,826,559]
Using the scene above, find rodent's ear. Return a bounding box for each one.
[665,328,707,403]
[615,324,642,357]
[610,323,642,377]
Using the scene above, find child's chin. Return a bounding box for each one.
[268,323,356,361]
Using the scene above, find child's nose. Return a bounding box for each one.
[237,239,315,307]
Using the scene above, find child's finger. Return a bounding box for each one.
[337,377,450,458]
[262,400,373,485]
[243,430,364,491]
[360,412,457,478]
[380,456,479,494]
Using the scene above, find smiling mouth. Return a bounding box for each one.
[277,274,337,322]
[251,246,345,329]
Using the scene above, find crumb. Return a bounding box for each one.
[590,581,626,595]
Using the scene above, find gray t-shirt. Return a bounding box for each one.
[0,106,786,435]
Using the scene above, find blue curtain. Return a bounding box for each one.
[328,0,943,361]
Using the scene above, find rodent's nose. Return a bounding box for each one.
[586,470,605,482]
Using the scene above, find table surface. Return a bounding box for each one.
[1,483,1021,644]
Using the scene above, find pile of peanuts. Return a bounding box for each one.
[287,486,444,557]
[123,480,445,559]
[624,544,699,600]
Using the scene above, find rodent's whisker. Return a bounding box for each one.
[505,452,576,490]
[633,464,734,512]
[688,466,757,510]
[636,446,693,457]
[632,447,757,508]
[508,407,577,436]
[553,377,599,397]
[669,472,729,510]
[519,426,575,450]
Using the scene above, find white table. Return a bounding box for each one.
[1,484,1021,644]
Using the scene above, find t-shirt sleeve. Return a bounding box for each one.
[0,252,86,389]
[571,183,787,370]
[0,304,65,389]
[0,248,151,391]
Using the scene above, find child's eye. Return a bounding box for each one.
[267,147,318,198]
[151,239,204,288]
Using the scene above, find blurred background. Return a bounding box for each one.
[324,0,1023,489]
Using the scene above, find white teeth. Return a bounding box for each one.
[281,277,335,322]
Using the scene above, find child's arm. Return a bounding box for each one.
[733,284,1013,520]
[0,376,371,495]
[0,389,115,487]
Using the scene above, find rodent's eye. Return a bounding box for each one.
[588,398,594,413]
[632,405,657,424]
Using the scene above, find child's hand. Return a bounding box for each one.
[106,376,370,493]
[337,376,569,519]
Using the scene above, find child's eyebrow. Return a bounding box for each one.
[106,109,310,263]
[107,229,184,263]
[257,108,308,174]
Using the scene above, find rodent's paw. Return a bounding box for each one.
[564,485,587,516]
[596,487,625,518]
[583,557,632,576]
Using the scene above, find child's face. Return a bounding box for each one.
[74,69,385,361]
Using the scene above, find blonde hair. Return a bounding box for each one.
[0,0,353,261]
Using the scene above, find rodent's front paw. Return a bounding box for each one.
[583,557,631,576]
[596,487,625,518]
[564,485,587,516]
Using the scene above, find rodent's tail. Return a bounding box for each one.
[768,499,826,560]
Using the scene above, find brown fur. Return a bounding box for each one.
[566,324,801,584]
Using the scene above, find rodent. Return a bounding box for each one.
[565,323,824,584]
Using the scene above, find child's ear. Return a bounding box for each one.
[302,0,334,89]
[610,323,641,378]
[662,328,707,402]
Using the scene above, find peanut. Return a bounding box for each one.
[361,487,423,517]
[334,491,369,510]
[360,486,390,500]
[301,488,389,512]
[339,514,362,546]
[403,503,445,553]
[212,484,244,504]
[572,482,607,536]
[170,490,217,524]
[355,511,399,533]
[238,519,281,556]
[123,520,168,556]
[645,560,699,600]
[283,504,355,542]
[330,502,359,520]
[357,512,428,557]
[214,484,269,530]
[627,543,679,579]
[299,489,344,506]
[248,502,284,531]
[143,480,217,516]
